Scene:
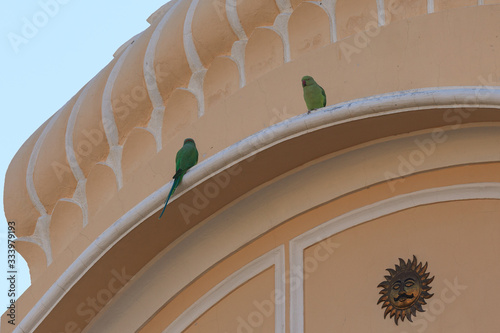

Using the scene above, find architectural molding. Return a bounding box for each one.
[226,0,247,40]
[289,183,500,333]
[101,45,134,189]
[143,0,183,152]
[377,0,385,25]
[164,245,286,333]
[320,0,338,43]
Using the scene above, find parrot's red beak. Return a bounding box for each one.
[302,80,306,87]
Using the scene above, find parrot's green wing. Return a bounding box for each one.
[303,83,326,111]
[177,143,198,172]
[159,140,199,219]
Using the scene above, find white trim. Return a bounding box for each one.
[102,45,132,148]
[231,40,248,88]
[187,69,207,117]
[478,0,484,5]
[276,0,292,13]
[270,13,292,63]
[377,0,385,26]
[226,0,247,40]
[183,0,204,73]
[144,0,182,152]
[24,107,67,266]
[27,112,62,217]
[16,86,500,333]
[164,246,286,333]
[320,0,338,43]
[225,0,248,88]
[66,76,97,227]
[101,44,134,189]
[183,0,207,116]
[428,0,434,13]
[66,83,91,181]
[289,183,500,333]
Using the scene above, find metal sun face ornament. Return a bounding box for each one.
[377,256,434,325]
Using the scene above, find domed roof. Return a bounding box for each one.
[6,0,500,282]
[4,0,318,279]
[6,0,500,332]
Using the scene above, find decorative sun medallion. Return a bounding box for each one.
[377,256,434,325]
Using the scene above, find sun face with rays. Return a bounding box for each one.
[377,256,434,325]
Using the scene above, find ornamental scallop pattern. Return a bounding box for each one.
[4,0,483,279]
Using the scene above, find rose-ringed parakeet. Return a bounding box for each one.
[159,138,199,219]
[302,76,326,113]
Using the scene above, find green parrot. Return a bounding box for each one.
[159,138,199,219]
[302,75,326,113]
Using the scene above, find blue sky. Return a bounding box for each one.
[1,0,171,312]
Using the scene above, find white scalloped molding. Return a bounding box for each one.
[226,0,247,40]
[183,0,206,117]
[289,183,500,333]
[320,0,338,43]
[377,0,385,25]
[276,0,293,13]
[270,13,292,63]
[23,107,67,266]
[164,245,286,333]
[231,40,248,88]
[225,0,249,88]
[26,113,61,217]
[102,44,136,189]
[188,69,207,117]
[183,0,204,73]
[65,77,100,227]
[15,87,500,333]
[144,0,183,152]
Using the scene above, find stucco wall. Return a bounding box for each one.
[3,1,500,332]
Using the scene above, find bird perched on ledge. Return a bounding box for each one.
[302,75,326,113]
[159,138,198,219]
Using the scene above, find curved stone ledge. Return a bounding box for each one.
[13,86,500,332]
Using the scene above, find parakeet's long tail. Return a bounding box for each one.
[159,175,182,219]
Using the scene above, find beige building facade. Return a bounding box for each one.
[3,0,500,332]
